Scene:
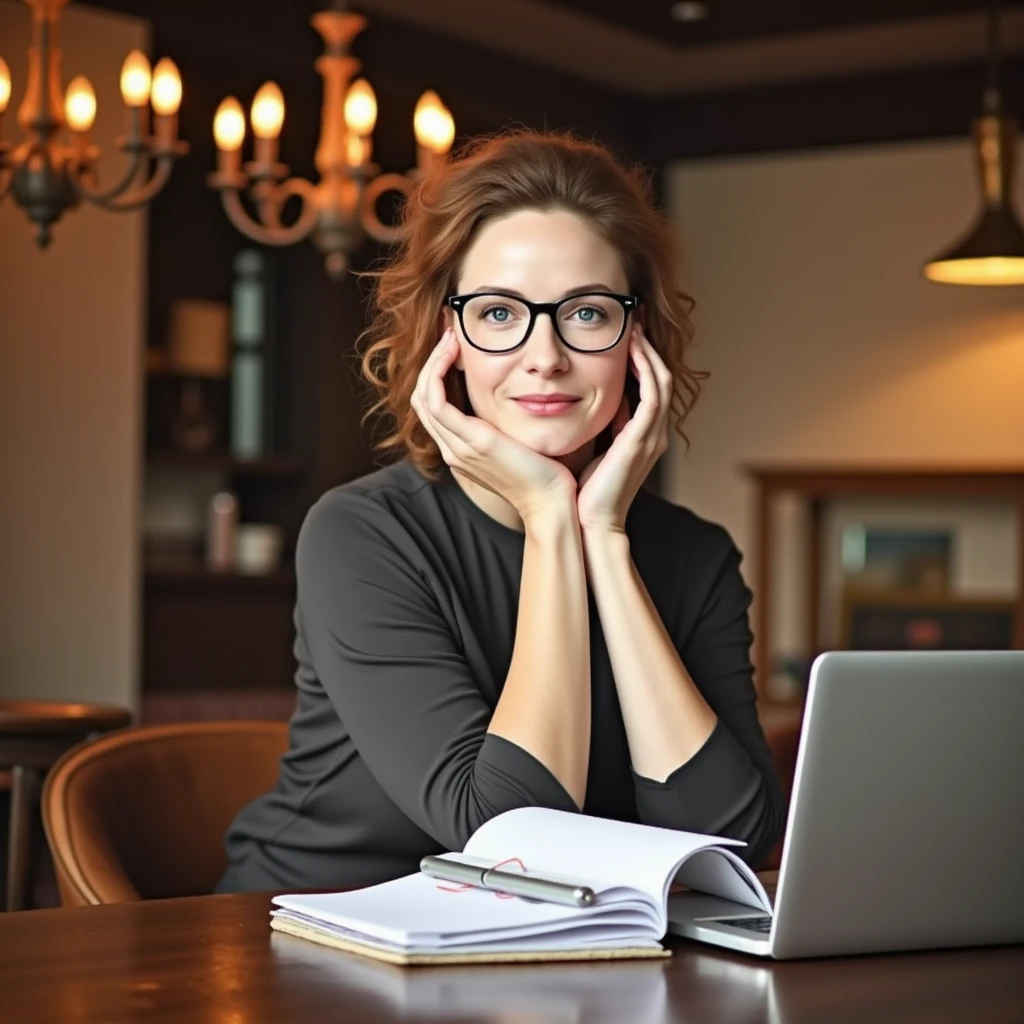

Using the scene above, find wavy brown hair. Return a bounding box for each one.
[357,128,706,475]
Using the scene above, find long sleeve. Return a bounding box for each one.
[295,494,578,854]
[631,540,785,867]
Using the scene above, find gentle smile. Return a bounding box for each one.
[512,394,581,417]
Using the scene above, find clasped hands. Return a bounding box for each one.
[410,323,673,535]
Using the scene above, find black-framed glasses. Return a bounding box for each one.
[446,291,639,354]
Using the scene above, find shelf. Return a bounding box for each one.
[144,563,296,589]
[146,450,305,477]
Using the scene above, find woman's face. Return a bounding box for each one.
[447,209,632,471]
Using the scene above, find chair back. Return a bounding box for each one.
[43,720,289,906]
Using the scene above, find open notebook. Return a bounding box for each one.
[270,807,772,965]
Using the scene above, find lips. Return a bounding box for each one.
[512,394,581,417]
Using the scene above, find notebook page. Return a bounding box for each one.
[673,848,772,912]
[272,871,657,948]
[464,807,747,911]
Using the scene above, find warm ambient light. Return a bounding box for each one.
[0,57,11,113]
[344,78,377,136]
[250,81,284,140]
[214,97,246,151]
[414,90,455,154]
[64,75,97,132]
[150,58,182,116]
[924,256,1024,286]
[119,49,152,107]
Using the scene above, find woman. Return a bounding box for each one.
[216,130,784,893]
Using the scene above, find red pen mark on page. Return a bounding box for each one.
[435,857,527,899]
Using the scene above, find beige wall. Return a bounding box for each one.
[0,2,148,711]
[664,140,1024,692]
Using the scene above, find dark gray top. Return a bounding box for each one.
[217,459,784,893]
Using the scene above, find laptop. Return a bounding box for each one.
[666,649,1024,958]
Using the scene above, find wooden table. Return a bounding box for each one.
[0,700,131,911]
[1,892,1020,1023]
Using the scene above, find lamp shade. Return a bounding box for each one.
[924,112,1024,285]
[923,207,1024,285]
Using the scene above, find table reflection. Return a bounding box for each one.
[271,932,785,1023]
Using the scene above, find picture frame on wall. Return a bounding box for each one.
[838,588,1015,651]
[840,524,953,593]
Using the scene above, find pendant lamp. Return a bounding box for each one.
[924,0,1024,286]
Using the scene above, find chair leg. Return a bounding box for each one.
[5,766,40,912]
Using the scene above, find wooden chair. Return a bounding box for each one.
[42,721,289,906]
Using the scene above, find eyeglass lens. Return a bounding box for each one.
[460,294,626,352]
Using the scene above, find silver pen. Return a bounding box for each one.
[420,855,597,908]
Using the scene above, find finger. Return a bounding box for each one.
[629,335,661,437]
[635,330,673,441]
[638,331,674,402]
[612,394,630,435]
[412,330,456,416]
[414,387,460,467]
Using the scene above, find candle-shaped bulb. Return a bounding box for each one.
[120,49,152,107]
[344,78,377,136]
[0,57,11,114]
[251,81,284,140]
[214,96,246,151]
[65,75,97,132]
[150,57,182,116]
[414,90,454,155]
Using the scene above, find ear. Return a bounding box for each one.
[440,309,465,370]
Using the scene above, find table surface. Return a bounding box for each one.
[2,892,1022,1024]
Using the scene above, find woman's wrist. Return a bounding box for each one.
[522,498,582,543]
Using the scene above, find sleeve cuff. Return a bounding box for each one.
[477,733,580,815]
[632,720,763,836]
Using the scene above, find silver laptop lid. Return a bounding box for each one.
[771,650,1024,959]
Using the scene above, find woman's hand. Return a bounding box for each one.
[576,327,673,534]
[411,328,578,524]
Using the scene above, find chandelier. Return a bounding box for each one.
[209,3,455,278]
[0,0,187,248]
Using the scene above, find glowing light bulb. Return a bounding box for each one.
[414,91,454,155]
[150,58,182,116]
[344,78,377,136]
[65,75,97,132]
[214,96,245,151]
[0,58,11,115]
[251,81,284,140]
[120,49,151,107]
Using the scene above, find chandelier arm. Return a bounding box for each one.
[66,146,149,206]
[360,171,417,245]
[85,153,180,212]
[220,183,319,247]
[254,176,316,231]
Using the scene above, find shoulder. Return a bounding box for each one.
[298,460,435,567]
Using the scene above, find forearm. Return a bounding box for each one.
[583,528,717,781]
[488,509,591,807]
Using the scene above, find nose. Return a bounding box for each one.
[520,312,569,375]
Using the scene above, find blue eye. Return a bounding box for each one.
[568,305,607,324]
[481,304,516,324]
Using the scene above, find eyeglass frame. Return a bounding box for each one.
[445,291,640,354]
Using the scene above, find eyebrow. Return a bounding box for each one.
[468,283,618,299]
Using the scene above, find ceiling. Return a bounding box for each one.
[354,0,1024,97]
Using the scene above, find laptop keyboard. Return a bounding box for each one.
[721,916,773,934]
